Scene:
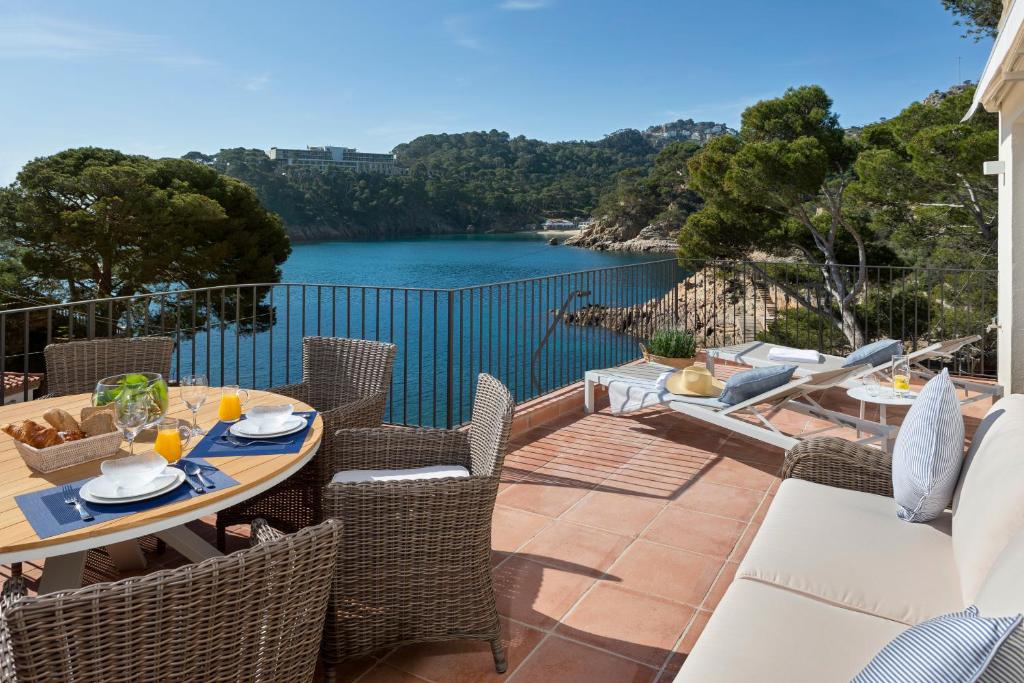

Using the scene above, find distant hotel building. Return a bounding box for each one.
[267,145,403,175]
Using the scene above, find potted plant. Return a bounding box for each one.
[641,328,697,369]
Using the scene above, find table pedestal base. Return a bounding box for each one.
[38,525,223,593]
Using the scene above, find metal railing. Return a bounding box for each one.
[0,258,998,425]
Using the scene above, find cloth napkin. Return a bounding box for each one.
[608,371,673,414]
[767,346,822,363]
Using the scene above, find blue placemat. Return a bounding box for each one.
[15,459,238,540]
[185,411,318,458]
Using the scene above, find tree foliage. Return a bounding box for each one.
[198,130,657,238]
[941,0,1001,40]
[680,85,885,346]
[0,148,291,301]
[593,141,704,235]
[852,84,997,269]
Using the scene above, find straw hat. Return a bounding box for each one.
[665,363,725,397]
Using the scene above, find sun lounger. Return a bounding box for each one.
[585,363,896,452]
[709,335,1000,406]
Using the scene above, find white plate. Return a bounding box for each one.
[229,415,307,439]
[80,468,186,504]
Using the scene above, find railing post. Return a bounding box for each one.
[86,302,96,340]
[445,290,454,429]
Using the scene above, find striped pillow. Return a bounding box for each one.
[854,606,1023,683]
[891,368,964,522]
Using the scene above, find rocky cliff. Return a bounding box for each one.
[565,219,678,253]
[564,265,792,347]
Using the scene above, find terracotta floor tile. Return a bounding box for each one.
[510,635,657,683]
[700,457,778,491]
[668,480,765,521]
[609,541,722,607]
[729,522,760,563]
[386,617,544,683]
[497,479,591,518]
[676,610,712,657]
[519,520,631,573]
[561,490,666,537]
[533,456,616,486]
[558,583,693,667]
[659,610,713,680]
[641,508,746,559]
[350,664,427,683]
[323,655,379,683]
[701,562,738,611]
[491,506,552,554]
[493,556,599,629]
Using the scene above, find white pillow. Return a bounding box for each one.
[331,465,469,484]
[892,369,965,522]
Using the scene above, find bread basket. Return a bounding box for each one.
[13,431,122,473]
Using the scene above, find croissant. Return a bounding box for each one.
[2,420,64,448]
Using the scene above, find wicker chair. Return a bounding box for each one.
[216,337,397,548]
[43,336,175,397]
[0,518,341,683]
[783,436,894,497]
[321,373,515,673]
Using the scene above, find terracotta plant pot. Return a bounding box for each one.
[640,344,694,369]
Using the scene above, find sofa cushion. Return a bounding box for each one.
[737,478,962,625]
[976,527,1024,618]
[953,395,1024,603]
[718,364,796,406]
[852,606,1022,683]
[675,579,905,683]
[891,369,965,522]
[843,338,902,369]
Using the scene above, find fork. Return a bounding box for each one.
[61,485,94,522]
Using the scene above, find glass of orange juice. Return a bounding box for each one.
[153,417,192,463]
[218,385,249,422]
[891,354,911,398]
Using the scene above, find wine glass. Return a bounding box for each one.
[113,393,150,455]
[181,374,210,436]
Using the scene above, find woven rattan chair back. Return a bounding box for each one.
[468,373,515,477]
[300,336,396,409]
[3,519,341,683]
[43,336,174,397]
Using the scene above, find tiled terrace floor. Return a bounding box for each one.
[3,375,994,683]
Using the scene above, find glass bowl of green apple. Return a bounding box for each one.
[93,372,170,428]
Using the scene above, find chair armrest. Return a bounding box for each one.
[250,518,285,547]
[783,437,893,497]
[321,391,388,432]
[271,382,311,405]
[325,426,470,474]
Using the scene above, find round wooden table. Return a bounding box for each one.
[0,388,322,592]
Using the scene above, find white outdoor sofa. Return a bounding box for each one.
[675,394,1024,682]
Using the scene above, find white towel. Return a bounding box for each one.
[767,346,821,363]
[608,372,673,414]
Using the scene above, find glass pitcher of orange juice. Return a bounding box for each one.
[218,385,249,422]
[153,417,192,463]
[891,354,911,398]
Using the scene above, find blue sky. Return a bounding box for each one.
[0,0,993,184]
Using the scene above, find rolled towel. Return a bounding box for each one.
[767,346,822,363]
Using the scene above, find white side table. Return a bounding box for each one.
[846,386,919,441]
